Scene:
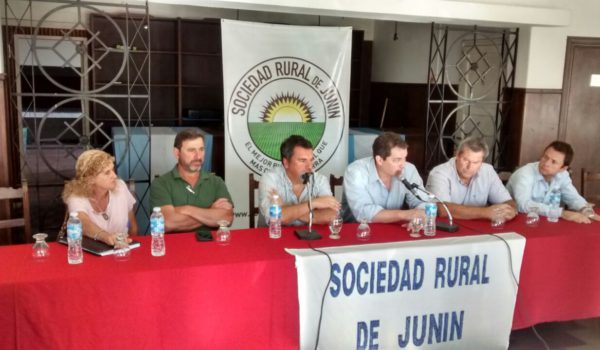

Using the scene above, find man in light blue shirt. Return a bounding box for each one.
[342,132,425,223]
[506,140,599,223]
[258,135,340,226]
[426,137,516,221]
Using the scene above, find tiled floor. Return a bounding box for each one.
[509,318,600,349]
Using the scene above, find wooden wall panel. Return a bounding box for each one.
[560,37,600,191]
[369,82,427,130]
[0,74,12,244]
[502,88,524,171]
[0,74,8,187]
[505,88,562,171]
[520,89,562,166]
[369,82,457,175]
[369,82,428,173]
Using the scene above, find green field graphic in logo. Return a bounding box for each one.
[227,56,345,175]
[249,93,325,160]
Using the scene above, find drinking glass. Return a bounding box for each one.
[328,211,343,240]
[356,218,371,241]
[491,207,506,229]
[408,217,423,238]
[216,220,231,245]
[526,205,540,227]
[32,233,50,260]
[113,232,131,261]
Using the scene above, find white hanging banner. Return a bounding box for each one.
[222,19,351,228]
[288,233,526,350]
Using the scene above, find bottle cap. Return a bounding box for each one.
[153,207,161,212]
[69,212,78,217]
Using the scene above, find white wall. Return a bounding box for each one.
[524,0,600,88]
[372,21,430,83]
[3,0,600,89]
[147,3,375,39]
[370,0,600,89]
[151,0,569,26]
[514,26,531,88]
[146,0,598,90]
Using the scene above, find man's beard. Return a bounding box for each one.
[184,160,203,172]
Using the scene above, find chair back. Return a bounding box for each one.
[57,211,69,242]
[329,174,344,201]
[248,173,260,228]
[581,168,600,205]
[497,171,512,185]
[0,181,31,243]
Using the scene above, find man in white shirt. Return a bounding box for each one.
[342,132,425,223]
[426,137,517,221]
[506,140,599,223]
[258,135,340,226]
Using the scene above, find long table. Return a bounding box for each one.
[1,215,599,349]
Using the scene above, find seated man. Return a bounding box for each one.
[342,132,425,223]
[150,129,233,234]
[506,140,599,223]
[426,137,517,221]
[258,135,340,226]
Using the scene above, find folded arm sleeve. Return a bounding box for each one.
[425,169,451,203]
[258,172,277,219]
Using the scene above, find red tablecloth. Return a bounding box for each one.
[1,215,599,349]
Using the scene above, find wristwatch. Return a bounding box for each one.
[581,207,595,218]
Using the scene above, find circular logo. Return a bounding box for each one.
[227,57,345,175]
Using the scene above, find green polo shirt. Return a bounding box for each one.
[150,166,232,234]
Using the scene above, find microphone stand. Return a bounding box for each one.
[412,185,459,233]
[295,173,322,240]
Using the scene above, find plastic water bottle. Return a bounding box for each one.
[547,188,561,223]
[66,212,83,264]
[268,194,282,239]
[424,195,437,237]
[150,207,166,256]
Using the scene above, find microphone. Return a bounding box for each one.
[186,185,195,194]
[400,176,423,200]
[295,172,321,240]
[301,172,313,185]
[399,177,459,233]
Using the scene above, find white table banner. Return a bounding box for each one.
[287,233,526,350]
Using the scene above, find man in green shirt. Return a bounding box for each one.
[150,129,233,235]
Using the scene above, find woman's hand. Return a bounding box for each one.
[102,232,133,246]
[98,231,117,246]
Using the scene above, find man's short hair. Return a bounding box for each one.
[545,140,574,167]
[174,129,204,150]
[372,132,408,160]
[456,137,489,158]
[280,135,313,161]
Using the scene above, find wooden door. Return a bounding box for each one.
[560,37,600,191]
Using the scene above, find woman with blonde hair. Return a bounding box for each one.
[63,149,138,245]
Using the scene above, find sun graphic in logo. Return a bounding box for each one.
[261,93,314,123]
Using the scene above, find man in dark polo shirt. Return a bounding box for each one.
[150,129,233,236]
